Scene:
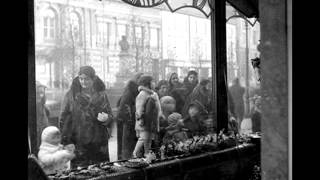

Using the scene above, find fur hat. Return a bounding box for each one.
[41,126,60,143]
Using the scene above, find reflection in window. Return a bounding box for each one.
[97,22,111,48]
[150,28,159,50]
[43,9,56,40]
[135,26,144,47]
[69,12,81,43]
[117,24,127,49]
[33,0,260,167]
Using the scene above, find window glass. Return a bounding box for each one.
[42,9,56,40]
[226,5,260,135]
[33,0,260,167]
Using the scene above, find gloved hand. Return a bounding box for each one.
[64,144,75,153]
[97,112,109,122]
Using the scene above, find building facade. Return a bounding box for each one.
[35,0,260,89]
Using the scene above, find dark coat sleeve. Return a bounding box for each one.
[227,90,236,117]
[143,97,158,133]
[99,91,114,127]
[117,90,135,123]
[59,92,73,145]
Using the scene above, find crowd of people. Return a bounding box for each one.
[34,65,261,175]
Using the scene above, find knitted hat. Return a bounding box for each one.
[199,78,210,86]
[188,100,207,114]
[41,126,60,143]
[160,96,176,105]
[168,113,182,126]
[78,66,96,79]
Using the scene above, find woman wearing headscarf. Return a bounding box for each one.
[178,70,199,117]
[167,72,183,95]
[59,66,113,167]
[116,73,143,160]
[181,70,199,97]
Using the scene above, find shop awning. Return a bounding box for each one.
[120,0,259,19]
[227,0,259,19]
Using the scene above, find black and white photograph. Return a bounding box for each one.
[28,0,292,179]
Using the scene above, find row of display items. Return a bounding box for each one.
[48,131,261,180]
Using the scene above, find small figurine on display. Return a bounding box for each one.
[37,126,75,175]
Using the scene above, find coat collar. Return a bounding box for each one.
[39,142,63,152]
[138,86,154,94]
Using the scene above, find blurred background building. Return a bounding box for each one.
[35,0,260,89]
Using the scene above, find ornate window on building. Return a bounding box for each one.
[135,26,144,47]
[43,9,56,41]
[97,22,111,48]
[69,12,81,43]
[150,27,159,50]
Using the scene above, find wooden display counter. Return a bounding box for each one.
[84,142,260,180]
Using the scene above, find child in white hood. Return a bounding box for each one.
[37,126,75,175]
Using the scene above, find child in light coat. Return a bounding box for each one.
[38,126,75,175]
[133,75,164,158]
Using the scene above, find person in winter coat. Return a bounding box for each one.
[36,81,50,149]
[167,73,184,114]
[182,78,211,117]
[155,80,169,99]
[182,70,199,97]
[229,78,245,125]
[133,75,163,158]
[251,95,261,132]
[38,126,75,175]
[59,66,113,167]
[116,72,143,160]
[180,70,199,116]
[180,100,207,138]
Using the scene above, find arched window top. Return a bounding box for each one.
[42,8,57,18]
[42,8,57,41]
[70,11,80,27]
